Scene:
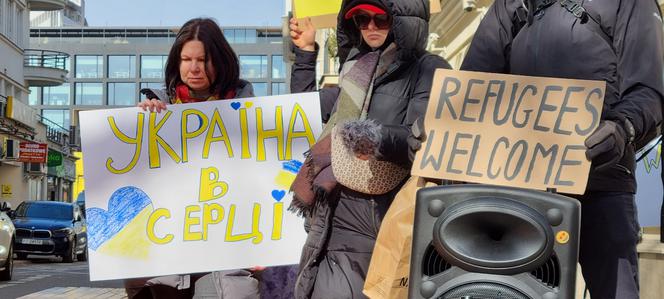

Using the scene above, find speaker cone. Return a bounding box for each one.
[433,197,554,275]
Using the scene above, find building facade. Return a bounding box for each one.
[1,0,77,208]
[30,0,86,27]
[28,26,288,131]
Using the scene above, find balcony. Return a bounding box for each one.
[24,49,69,87]
[27,0,66,11]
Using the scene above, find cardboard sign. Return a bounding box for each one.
[412,69,605,194]
[18,142,48,163]
[293,0,441,29]
[80,93,322,280]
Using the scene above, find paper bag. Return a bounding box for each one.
[363,176,437,299]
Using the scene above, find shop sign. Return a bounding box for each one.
[48,150,63,167]
[1,184,11,198]
[18,142,48,163]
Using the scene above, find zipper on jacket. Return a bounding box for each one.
[613,164,632,175]
[370,199,378,236]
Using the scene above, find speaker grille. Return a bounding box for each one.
[422,243,452,276]
[529,253,561,288]
[423,243,561,288]
[439,282,530,299]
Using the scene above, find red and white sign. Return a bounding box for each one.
[18,142,48,163]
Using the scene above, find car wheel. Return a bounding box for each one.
[0,242,13,281]
[16,253,27,260]
[77,245,88,262]
[62,240,76,263]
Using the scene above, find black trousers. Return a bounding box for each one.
[578,191,640,299]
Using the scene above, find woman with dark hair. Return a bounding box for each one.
[138,17,252,112]
[288,0,451,297]
[130,17,259,299]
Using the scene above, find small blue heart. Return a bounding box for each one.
[231,102,241,110]
[271,190,286,202]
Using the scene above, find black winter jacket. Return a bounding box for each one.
[461,0,664,193]
[290,0,451,298]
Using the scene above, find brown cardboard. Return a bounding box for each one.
[412,69,606,194]
[431,0,442,14]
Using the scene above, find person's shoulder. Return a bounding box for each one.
[236,79,255,98]
[417,53,452,71]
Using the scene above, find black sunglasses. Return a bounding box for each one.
[352,13,392,30]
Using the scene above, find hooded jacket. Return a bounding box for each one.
[290,0,451,298]
[461,0,664,193]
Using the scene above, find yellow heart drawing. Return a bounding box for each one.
[245,102,254,108]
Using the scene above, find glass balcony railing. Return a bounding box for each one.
[24,49,69,70]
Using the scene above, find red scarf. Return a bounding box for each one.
[173,84,237,104]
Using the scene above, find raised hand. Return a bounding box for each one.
[289,17,316,52]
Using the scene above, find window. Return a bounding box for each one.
[108,83,136,106]
[140,82,163,90]
[75,55,103,78]
[29,86,41,106]
[141,55,167,78]
[253,83,268,97]
[108,55,136,78]
[272,55,285,79]
[223,29,257,44]
[75,83,103,105]
[43,83,71,106]
[271,83,287,96]
[240,56,268,79]
[42,109,70,128]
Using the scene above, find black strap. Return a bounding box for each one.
[636,135,662,162]
[519,0,613,50]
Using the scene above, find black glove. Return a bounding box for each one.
[408,117,426,162]
[584,120,628,170]
[139,88,159,100]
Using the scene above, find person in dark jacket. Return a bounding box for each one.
[461,1,664,298]
[288,0,451,298]
[132,17,260,299]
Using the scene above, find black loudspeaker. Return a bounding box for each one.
[409,185,580,299]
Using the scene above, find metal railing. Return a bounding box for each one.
[38,114,70,146]
[24,49,69,70]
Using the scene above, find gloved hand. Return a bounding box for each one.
[408,117,426,162]
[584,120,628,170]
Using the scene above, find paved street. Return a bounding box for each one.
[0,256,125,299]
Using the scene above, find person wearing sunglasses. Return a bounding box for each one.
[289,0,451,298]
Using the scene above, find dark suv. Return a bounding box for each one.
[12,201,88,262]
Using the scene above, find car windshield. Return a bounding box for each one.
[15,202,73,220]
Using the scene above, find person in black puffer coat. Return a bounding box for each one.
[461,1,664,298]
[288,0,451,298]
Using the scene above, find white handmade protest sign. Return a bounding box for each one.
[80,93,322,280]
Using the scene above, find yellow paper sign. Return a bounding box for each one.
[293,0,442,28]
[293,0,342,18]
[1,184,12,198]
[412,69,606,194]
